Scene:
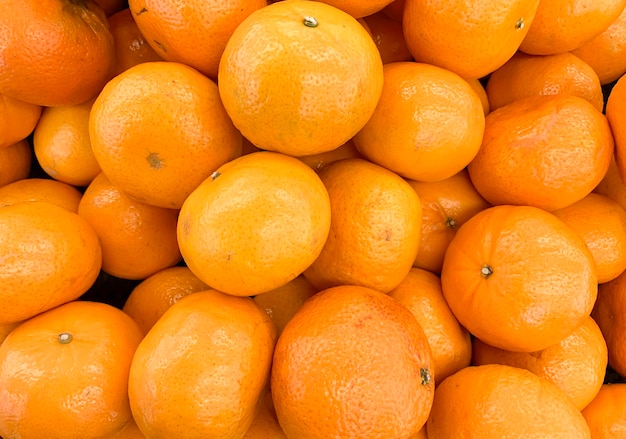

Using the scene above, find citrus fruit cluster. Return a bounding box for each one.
[1,0,626,438]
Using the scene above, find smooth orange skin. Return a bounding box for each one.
[582,384,626,438]
[0,94,41,149]
[0,301,144,439]
[441,205,598,353]
[303,158,422,293]
[593,272,626,378]
[78,172,181,280]
[472,316,608,410]
[0,178,83,212]
[218,0,384,156]
[271,285,434,439]
[0,0,115,106]
[468,94,614,211]
[607,74,626,185]
[0,201,102,325]
[426,364,592,438]
[0,140,33,188]
[128,290,277,439]
[403,0,540,79]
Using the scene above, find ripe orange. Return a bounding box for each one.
[303,158,421,293]
[33,98,102,187]
[128,289,277,439]
[402,0,540,79]
[271,285,434,439]
[606,73,626,183]
[0,94,41,149]
[426,364,592,438]
[218,0,384,156]
[0,0,115,106]
[242,391,287,439]
[468,94,614,211]
[0,201,102,326]
[472,316,608,410]
[353,61,485,183]
[581,383,626,437]
[362,11,412,64]
[519,0,626,55]
[388,267,472,384]
[89,61,242,209]
[78,172,181,280]
[485,52,604,112]
[0,139,32,188]
[0,178,83,212]
[0,300,143,439]
[593,271,626,378]
[178,151,331,297]
[122,266,209,335]
[441,204,597,352]
[129,0,266,79]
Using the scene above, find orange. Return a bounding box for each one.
[0,201,102,325]
[122,266,209,335]
[218,0,384,156]
[407,169,491,274]
[78,172,181,280]
[0,300,143,439]
[0,0,115,106]
[519,0,626,55]
[0,139,32,188]
[402,0,540,79]
[553,193,626,283]
[0,178,83,212]
[468,94,614,211]
[388,267,473,384]
[177,151,331,297]
[271,285,434,439]
[242,391,287,439]
[572,6,626,85]
[129,0,266,78]
[362,11,412,64]
[296,139,363,173]
[441,204,597,353]
[89,61,242,209]
[581,383,626,438]
[0,93,41,149]
[33,98,102,187]
[314,0,394,18]
[607,74,626,183]
[107,8,163,77]
[128,289,277,439]
[303,157,421,293]
[595,157,626,211]
[252,274,318,335]
[593,271,626,378]
[472,316,608,410]
[353,61,485,183]
[426,364,592,438]
[485,52,604,112]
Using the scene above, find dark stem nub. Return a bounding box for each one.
[211,171,221,180]
[481,264,494,279]
[445,217,457,229]
[515,17,525,30]
[420,368,431,386]
[58,332,73,344]
[303,16,318,27]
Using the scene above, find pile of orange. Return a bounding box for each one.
[2,0,626,437]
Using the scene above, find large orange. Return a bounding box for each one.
[0,201,102,325]
[218,0,384,156]
[177,151,331,297]
[0,300,143,439]
[468,94,614,211]
[593,271,626,378]
[0,0,115,106]
[0,94,41,149]
[89,61,242,209]
[606,73,626,183]
[128,289,277,439]
[0,140,32,188]
[441,205,597,352]
[402,0,540,79]
[581,383,626,437]
[271,285,434,439]
[353,62,485,183]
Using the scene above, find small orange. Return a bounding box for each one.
[271,285,434,439]
[218,0,384,156]
[595,157,626,211]
[441,204,597,352]
[426,364,592,438]
[296,139,363,173]
[403,0,540,79]
[78,172,181,280]
[362,11,412,64]
[89,61,242,209]
[606,74,626,183]
[485,52,604,112]
[468,94,614,211]
[128,289,277,439]
[0,300,143,439]
[122,266,209,335]
[581,383,626,438]
[593,271,626,378]
[303,158,421,293]
[472,316,608,410]
[0,93,41,149]
[388,267,473,384]
[0,201,102,325]
[0,139,32,188]
[407,169,491,274]
[242,391,287,439]
[353,61,485,183]
[178,151,331,297]
[0,178,83,212]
